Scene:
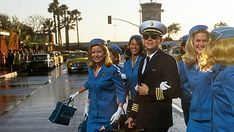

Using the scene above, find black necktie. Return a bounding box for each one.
[144,56,150,73]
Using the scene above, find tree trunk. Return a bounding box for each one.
[53,13,58,45]
[57,15,62,49]
[65,25,69,50]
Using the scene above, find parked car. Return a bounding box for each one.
[66,50,88,73]
[161,41,179,53]
[61,50,70,62]
[168,45,182,59]
[27,54,55,72]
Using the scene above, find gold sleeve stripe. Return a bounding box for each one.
[131,103,139,112]
[155,88,164,100]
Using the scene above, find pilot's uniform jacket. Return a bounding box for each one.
[84,64,125,132]
[129,49,181,129]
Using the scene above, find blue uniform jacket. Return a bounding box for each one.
[212,65,234,132]
[178,61,192,96]
[182,63,220,120]
[122,56,143,99]
[84,64,126,119]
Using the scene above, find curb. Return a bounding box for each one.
[0,72,17,80]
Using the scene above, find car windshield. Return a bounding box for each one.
[33,55,47,60]
[69,53,88,59]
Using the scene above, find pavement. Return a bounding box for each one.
[0,67,18,80]
[0,68,186,131]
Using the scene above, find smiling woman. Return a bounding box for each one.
[69,38,126,131]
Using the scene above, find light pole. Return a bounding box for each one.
[107,16,139,28]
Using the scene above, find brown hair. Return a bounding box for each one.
[108,48,121,64]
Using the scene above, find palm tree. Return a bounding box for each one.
[48,0,59,45]
[41,18,54,34]
[60,4,70,50]
[61,8,82,50]
[55,5,64,48]
[71,9,82,47]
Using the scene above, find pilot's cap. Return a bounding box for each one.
[89,38,106,46]
[108,44,122,54]
[211,26,234,40]
[139,20,167,36]
[189,25,208,36]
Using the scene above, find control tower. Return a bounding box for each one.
[140,0,164,22]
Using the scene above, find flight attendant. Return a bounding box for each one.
[198,26,234,132]
[69,38,126,132]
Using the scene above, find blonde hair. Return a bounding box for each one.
[182,31,210,68]
[88,44,112,68]
[199,37,234,71]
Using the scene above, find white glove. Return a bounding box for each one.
[110,107,122,124]
[160,81,171,90]
[69,91,79,100]
[84,102,89,116]
[120,73,127,79]
[134,84,139,91]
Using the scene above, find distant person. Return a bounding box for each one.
[7,50,14,71]
[0,50,5,67]
[69,38,125,132]
[198,26,234,132]
[125,20,181,132]
[108,43,123,69]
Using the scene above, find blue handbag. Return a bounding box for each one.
[49,98,77,126]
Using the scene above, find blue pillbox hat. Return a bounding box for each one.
[211,26,234,40]
[89,38,106,46]
[189,25,208,36]
[109,44,122,54]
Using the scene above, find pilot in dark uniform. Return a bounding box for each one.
[126,20,181,132]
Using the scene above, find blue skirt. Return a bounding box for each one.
[86,116,112,132]
[186,119,211,132]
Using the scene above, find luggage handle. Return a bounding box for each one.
[62,98,74,107]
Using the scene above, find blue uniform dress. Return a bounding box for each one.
[84,64,126,132]
[122,56,143,100]
[178,60,192,126]
[182,63,219,132]
[212,65,234,132]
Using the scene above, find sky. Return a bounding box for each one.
[1,0,234,43]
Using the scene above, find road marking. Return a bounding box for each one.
[172,102,183,113]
